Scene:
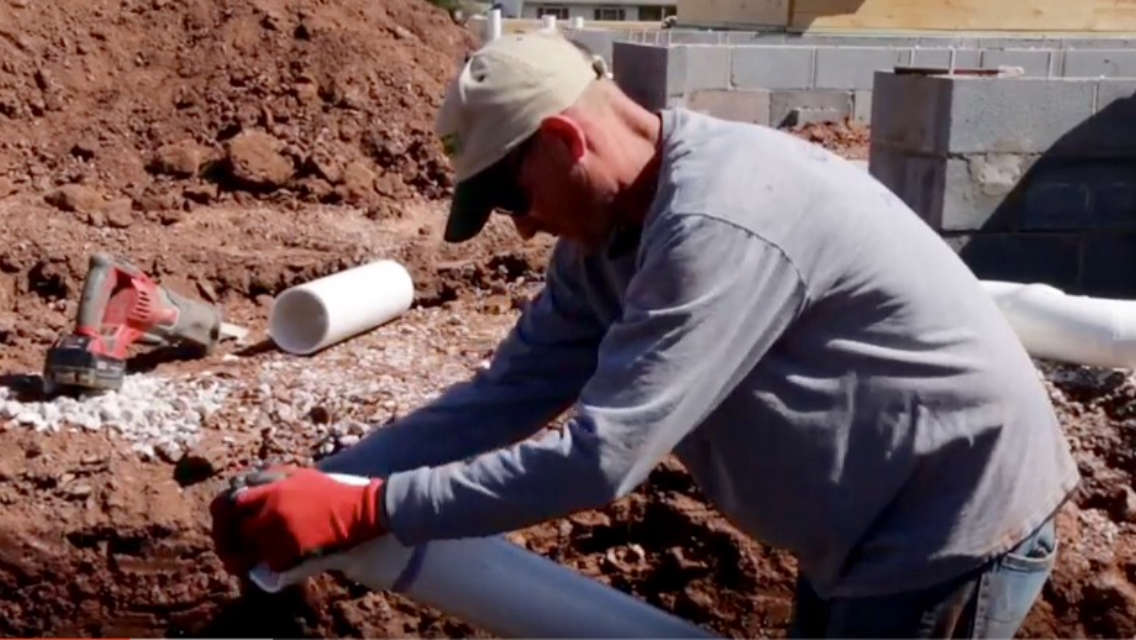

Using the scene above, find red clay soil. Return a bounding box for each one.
[789,119,870,160]
[0,0,477,219]
[0,0,1133,637]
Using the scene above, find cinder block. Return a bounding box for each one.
[666,45,731,96]
[1074,80,1136,155]
[867,143,906,197]
[852,90,872,124]
[1020,172,1091,230]
[952,49,982,68]
[784,107,844,126]
[901,155,947,227]
[945,77,1096,154]
[940,155,1030,231]
[730,46,815,91]
[917,36,983,49]
[685,89,771,125]
[910,48,953,67]
[814,47,911,90]
[946,233,1081,291]
[1064,38,1136,50]
[1080,234,1136,297]
[1063,50,1136,77]
[612,42,669,111]
[979,38,1054,50]
[1019,158,1136,231]
[669,31,725,45]
[803,35,919,48]
[565,30,616,65]
[869,71,950,154]
[727,31,786,44]
[1048,51,1065,77]
[769,90,852,127]
[979,49,1052,77]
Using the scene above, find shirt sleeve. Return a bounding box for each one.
[381,213,809,544]
[317,242,608,479]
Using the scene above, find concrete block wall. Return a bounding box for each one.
[568,27,1136,60]
[869,71,1136,297]
[565,28,1136,128]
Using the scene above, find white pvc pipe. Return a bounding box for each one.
[487,8,503,41]
[980,280,1136,370]
[571,16,585,28]
[248,474,713,639]
[268,260,414,356]
[541,14,557,30]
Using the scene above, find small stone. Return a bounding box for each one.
[150,141,205,177]
[338,161,375,204]
[158,209,184,225]
[134,189,181,213]
[1113,486,1136,524]
[183,183,217,204]
[65,483,92,499]
[104,198,134,228]
[45,184,102,213]
[225,130,294,189]
[309,406,331,425]
[71,139,98,160]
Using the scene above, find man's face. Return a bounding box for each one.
[495,119,616,251]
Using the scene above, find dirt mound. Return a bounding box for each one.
[0,0,478,218]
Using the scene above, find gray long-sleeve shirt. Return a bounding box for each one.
[320,108,1081,599]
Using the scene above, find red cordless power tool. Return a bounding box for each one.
[43,252,246,394]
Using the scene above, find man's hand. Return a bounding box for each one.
[209,466,388,575]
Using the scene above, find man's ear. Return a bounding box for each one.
[538,115,586,162]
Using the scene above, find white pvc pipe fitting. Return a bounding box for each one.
[268,260,415,356]
[249,474,714,639]
[486,8,503,41]
[980,280,1136,370]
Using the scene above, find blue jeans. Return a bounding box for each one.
[787,514,1058,638]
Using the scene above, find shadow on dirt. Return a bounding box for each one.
[181,581,323,638]
[0,373,46,401]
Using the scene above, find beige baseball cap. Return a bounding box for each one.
[435,30,609,242]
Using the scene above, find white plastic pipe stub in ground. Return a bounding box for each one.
[486,8,503,42]
[268,260,415,356]
[249,474,714,639]
[981,280,1136,370]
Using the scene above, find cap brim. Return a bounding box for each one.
[444,171,499,243]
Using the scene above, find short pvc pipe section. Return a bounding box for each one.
[981,280,1136,370]
[249,475,714,639]
[486,7,502,41]
[268,260,414,355]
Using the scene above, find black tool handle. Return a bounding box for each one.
[75,253,112,332]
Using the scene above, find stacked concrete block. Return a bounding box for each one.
[870,70,1136,296]
[612,41,910,125]
[593,29,1136,127]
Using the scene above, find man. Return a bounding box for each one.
[210,31,1081,638]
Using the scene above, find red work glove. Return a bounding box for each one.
[209,465,388,575]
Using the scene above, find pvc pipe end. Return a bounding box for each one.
[269,288,330,355]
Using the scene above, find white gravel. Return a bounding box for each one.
[0,372,232,459]
[0,306,520,460]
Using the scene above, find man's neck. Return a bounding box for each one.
[610,111,664,228]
